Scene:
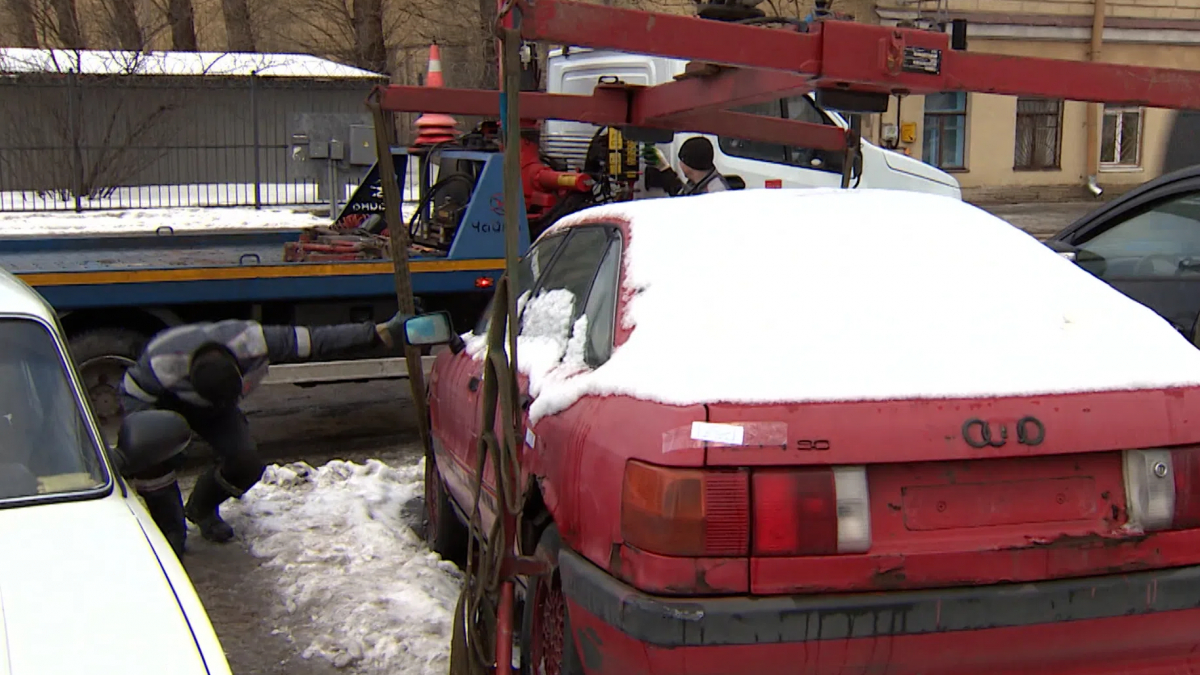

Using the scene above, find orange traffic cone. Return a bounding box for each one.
[413,43,459,146]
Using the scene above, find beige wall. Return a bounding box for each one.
[887,0,1200,18]
[870,34,1200,200]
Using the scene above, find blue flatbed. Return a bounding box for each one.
[1,228,506,310]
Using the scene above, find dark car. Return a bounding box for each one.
[1046,164,1200,346]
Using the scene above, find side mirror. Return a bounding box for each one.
[111,410,192,477]
[402,311,456,347]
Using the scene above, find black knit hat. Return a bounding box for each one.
[678,136,715,171]
[190,344,243,408]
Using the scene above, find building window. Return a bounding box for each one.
[1014,97,1063,170]
[1101,104,1143,169]
[922,92,967,170]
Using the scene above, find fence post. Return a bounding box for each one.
[250,73,262,209]
[67,70,83,212]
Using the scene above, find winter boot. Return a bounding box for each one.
[187,507,235,543]
[185,467,236,543]
[139,480,188,558]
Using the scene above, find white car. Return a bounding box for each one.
[0,268,231,675]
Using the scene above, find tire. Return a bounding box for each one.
[520,524,585,675]
[69,328,149,448]
[425,451,469,565]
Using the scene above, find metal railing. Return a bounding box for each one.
[0,73,422,213]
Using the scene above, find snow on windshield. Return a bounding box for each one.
[223,458,461,674]
[474,188,1200,425]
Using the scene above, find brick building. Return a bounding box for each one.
[868,0,1200,202]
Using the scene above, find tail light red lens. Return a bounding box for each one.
[621,460,872,558]
[1173,446,1200,529]
[620,460,749,557]
[752,469,838,556]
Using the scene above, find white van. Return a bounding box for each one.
[542,48,963,200]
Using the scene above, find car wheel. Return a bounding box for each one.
[520,524,584,675]
[425,451,469,565]
[69,328,148,447]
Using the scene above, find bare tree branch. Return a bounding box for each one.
[221,0,256,51]
[103,0,146,50]
[49,0,84,47]
[5,0,40,47]
[166,0,198,50]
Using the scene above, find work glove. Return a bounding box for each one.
[641,143,668,171]
[376,311,413,349]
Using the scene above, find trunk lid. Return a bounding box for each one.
[705,388,1200,593]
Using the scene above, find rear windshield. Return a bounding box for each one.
[0,318,107,503]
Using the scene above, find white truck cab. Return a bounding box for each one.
[542,48,963,200]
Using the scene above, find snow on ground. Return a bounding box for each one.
[471,188,1200,424]
[0,204,419,236]
[222,458,461,674]
[0,207,328,235]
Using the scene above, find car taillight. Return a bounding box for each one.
[620,460,749,557]
[752,466,871,556]
[1123,445,1200,532]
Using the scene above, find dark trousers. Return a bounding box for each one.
[123,394,265,555]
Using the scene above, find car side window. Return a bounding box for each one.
[784,96,842,174]
[522,226,611,332]
[583,234,622,367]
[1075,191,1200,279]
[717,95,840,174]
[473,231,568,336]
[717,100,787,164]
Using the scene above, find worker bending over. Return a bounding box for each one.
[643,136,732,196]
[120,314,416,557]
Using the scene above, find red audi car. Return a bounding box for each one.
[425,187,1200,675]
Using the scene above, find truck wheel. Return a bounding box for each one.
[425,451,469,565]
[520,524,584,675]
[69,328,147,447]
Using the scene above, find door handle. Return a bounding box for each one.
[468,376,480,392]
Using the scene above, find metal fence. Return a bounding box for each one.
[0,73,423,213]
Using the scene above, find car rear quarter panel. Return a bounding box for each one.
[534,395,708,575]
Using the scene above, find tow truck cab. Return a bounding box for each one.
[541,48,963,199]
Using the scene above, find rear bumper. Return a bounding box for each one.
[560,550,1200,674]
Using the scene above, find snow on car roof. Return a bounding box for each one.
[504,188,1200,423]
[0,48,384,79]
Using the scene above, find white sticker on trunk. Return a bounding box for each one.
[690,421,745,446]
[525,427,537,449]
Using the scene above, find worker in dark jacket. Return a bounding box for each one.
[120,314,414,557]
[643,136,732,196]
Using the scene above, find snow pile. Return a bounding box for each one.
[476,188,1200,424]
[223,458,461,674]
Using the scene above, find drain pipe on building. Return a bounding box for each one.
[1085,0,1106,198]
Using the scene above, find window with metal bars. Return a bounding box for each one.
[1014,98,1063,171]
[1101,104,1143,169]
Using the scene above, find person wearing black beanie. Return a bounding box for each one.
[118,312,459,557]
[642,136,732,196]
